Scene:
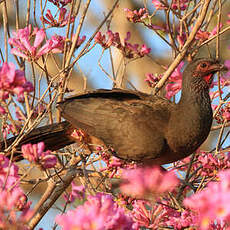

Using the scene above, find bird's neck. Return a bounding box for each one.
[167,79,213,156]
[178,76,213,129]
[178,87,213,127]
[179,78,212,112]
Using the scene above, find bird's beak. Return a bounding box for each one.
[203,63,227,85]
[209,63,228,73]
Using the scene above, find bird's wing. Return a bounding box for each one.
[57,89,173,161]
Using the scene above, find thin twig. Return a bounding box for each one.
[153,0,213,95]
[28,165,80,229]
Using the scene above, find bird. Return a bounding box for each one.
[0,58,227,165]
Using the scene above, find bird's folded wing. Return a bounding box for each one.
[57,89,173,161]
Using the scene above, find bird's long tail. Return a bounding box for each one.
[0,121,75,161]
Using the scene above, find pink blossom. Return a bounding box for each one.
[131,199,197,229]
[123,32,151,58]
[46,34,85,54]
[145,62,183,98]
[2,123,18,139]
[48,0,72,7]
[222,103,230,121]
[176,150,230,178]
[72,34,86,49]
[195,24,223,41]
[0,154,19,180]
[94,30,118,49]
[223,59,230,78]
[0,188,32,229]
[140,44,151,55]
[152,0,188,11]
[125,7,168,32]
[42,154,58,168]
[9,25,64,60]
[41,8,75,27]
[152,0,167,10]
[95,30,151,59]
[171,0,188,11]
[195,30,210,41]
[0,154,32,229]
[64,182,85,203]
[30,104,46,119]
[165,80,182,98]
[100,150,136,178]
[56,193,135,230]
[48,34,66,53]
[227,13,230,24]
[0,106,6,114]
[145,73,161,88]
[214,103,230,124]
[195,151,230,177]
[164,208,198,229]
[0,62,33,100]
[124,8,148,23]
[21,142,57,169]
[184,169,230,229]
[177,32,187,46]
[132,200,161,228]
[120,166,178,197]
[165,62,184,99]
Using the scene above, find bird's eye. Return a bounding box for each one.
[200,62,207,68]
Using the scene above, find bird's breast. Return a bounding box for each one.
[166,104,213,159]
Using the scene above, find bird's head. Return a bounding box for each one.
[183,58,227,90]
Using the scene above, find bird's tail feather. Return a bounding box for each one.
[0,121,75,161]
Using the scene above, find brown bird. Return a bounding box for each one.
[1,58,227,164]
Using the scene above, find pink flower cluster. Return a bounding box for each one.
[124,8,148,23]
[145,73,161,88]
[100,154,126,178]
[195,24,223,42]
[95,30,151,59]
[171,0,189,11]
[145,62,184,99]
[193,151,230,177]
[152,0,168,10]
[222,104,230,122]
[120,166,178,197]
[0,154,32,229]
[163,207,198,229]
[63,182,85,203]
[48,0,72,7]
[98,147,136,178]
[56,193,135,230]
[214,103,230,124]
[223,59,230,79]
[42,8,75,27]
[0,62,33,108]
[21,142,57,169]
[124,7,168,32]
[9,25,86,61]
[9,25,64,60]
[132,200,161,228]
[152,0,188,11]
[177,25,224,47]
[1,122,18,138]
[165,62,184,99]
[131,199,198,229]
[184,169,230,229]
[71,34,86,49]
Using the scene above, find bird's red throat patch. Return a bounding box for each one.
[203,73,213,84]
